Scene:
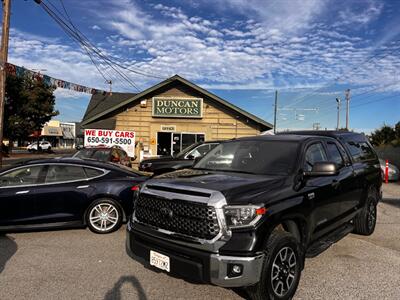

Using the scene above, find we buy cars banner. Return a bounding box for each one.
[84,129,136,157]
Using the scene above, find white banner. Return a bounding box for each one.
[84,129,136,157]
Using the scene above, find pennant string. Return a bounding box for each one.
[5,62,105,95]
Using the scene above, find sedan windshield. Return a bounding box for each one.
[194,140,299,175]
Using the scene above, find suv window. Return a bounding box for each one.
[326,142,344,167]
[46,165,87,183]
[118,150,128,160]
[110,149,120,163]
[186,144,211,159]
[0,166,45,187]
[304,143,328,172]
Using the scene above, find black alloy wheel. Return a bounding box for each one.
[246,231,302,300]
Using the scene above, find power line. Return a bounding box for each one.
[39,0,141,91]
[284,42,400,109]
[49,0,165,80]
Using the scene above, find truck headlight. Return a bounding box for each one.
[223,205,266,228]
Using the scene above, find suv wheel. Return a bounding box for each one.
[353,187,377,236]
[246,231,302,300]
[86,199,123,234]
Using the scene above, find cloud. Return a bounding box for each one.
[334,0,384,27]
[7,0,400,100]
[91,25,101,30]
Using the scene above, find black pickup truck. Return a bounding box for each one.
[126,131,382,299]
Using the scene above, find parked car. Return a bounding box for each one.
[27,141,52,152]
[126,131,381,299]
[139,140,222,175]
[0,158,149,234]
[379,158,399,181]
[73,146,132,168]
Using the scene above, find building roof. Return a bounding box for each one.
[81,75,273,130]
[83,92,137,122]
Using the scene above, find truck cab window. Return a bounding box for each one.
[304,143,328,172]
[327,142,344,168]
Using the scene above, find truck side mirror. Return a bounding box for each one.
[304,162,338,177]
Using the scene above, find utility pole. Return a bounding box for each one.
[273,90,278,134]
[336,97,341,130]
[0,0,11,168]
[345,89,350,130]
[105,79,112,95]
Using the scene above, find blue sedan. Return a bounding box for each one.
[0,158,149,234]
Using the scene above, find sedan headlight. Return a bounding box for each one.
[223,205,266,229]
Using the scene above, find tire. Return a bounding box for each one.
[246,231,302,300]
[86,199,123,234]
[353,187,377,236]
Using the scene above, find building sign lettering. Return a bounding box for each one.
[152,97,203,118]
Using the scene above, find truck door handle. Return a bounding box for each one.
[16,190,30,194]
[77,185,90,189]
[331,180,340,189]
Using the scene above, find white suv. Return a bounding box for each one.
[27,141,52,152]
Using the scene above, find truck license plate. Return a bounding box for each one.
[150,250,170,272]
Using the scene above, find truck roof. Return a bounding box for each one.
[231,134,320,143]
[278,130,368,142]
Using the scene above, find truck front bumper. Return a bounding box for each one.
[126,223,264,288]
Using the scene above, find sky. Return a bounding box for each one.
[4,0,400,133]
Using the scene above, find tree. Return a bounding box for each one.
[370,124,396,146]
[4,74,58,149]
[395,121,400,140]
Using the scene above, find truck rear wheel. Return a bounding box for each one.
[353,188,377,236]
[246,231,302,300]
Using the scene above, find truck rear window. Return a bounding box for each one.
[346,141,376,162]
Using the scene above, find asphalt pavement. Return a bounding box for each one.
[0,184,399,300]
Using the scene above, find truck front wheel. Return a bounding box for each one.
[246,231,302,300]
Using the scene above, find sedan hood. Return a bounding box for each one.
[148,168,288,204]
[141,156,184,164]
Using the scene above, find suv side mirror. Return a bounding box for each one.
[304,162,338,177]
[187,154,195,160]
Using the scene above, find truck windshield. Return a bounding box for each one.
[193,140,298,175]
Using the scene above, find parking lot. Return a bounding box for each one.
[0,183,399,300]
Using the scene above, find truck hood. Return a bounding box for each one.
[148,168,288,204]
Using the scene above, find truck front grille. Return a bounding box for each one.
[135,193,220,240]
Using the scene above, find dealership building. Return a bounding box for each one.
[80,75,272,160]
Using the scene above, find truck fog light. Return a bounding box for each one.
[228,263,243,277]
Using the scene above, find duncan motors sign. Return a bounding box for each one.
[152,97,203,118]
[84,129,136,157]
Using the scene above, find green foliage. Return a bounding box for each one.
[395,121,400,139]
[4,74,59,141]
[370,123,397,146]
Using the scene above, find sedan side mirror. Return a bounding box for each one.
[304,162,338,177]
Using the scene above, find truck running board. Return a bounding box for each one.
[306,223,354,258]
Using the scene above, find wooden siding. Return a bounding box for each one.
[113,82,261,158]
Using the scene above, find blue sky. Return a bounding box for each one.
[5,0,400,133]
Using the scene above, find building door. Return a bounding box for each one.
[157,132,172,156]
[157,132,206,156]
